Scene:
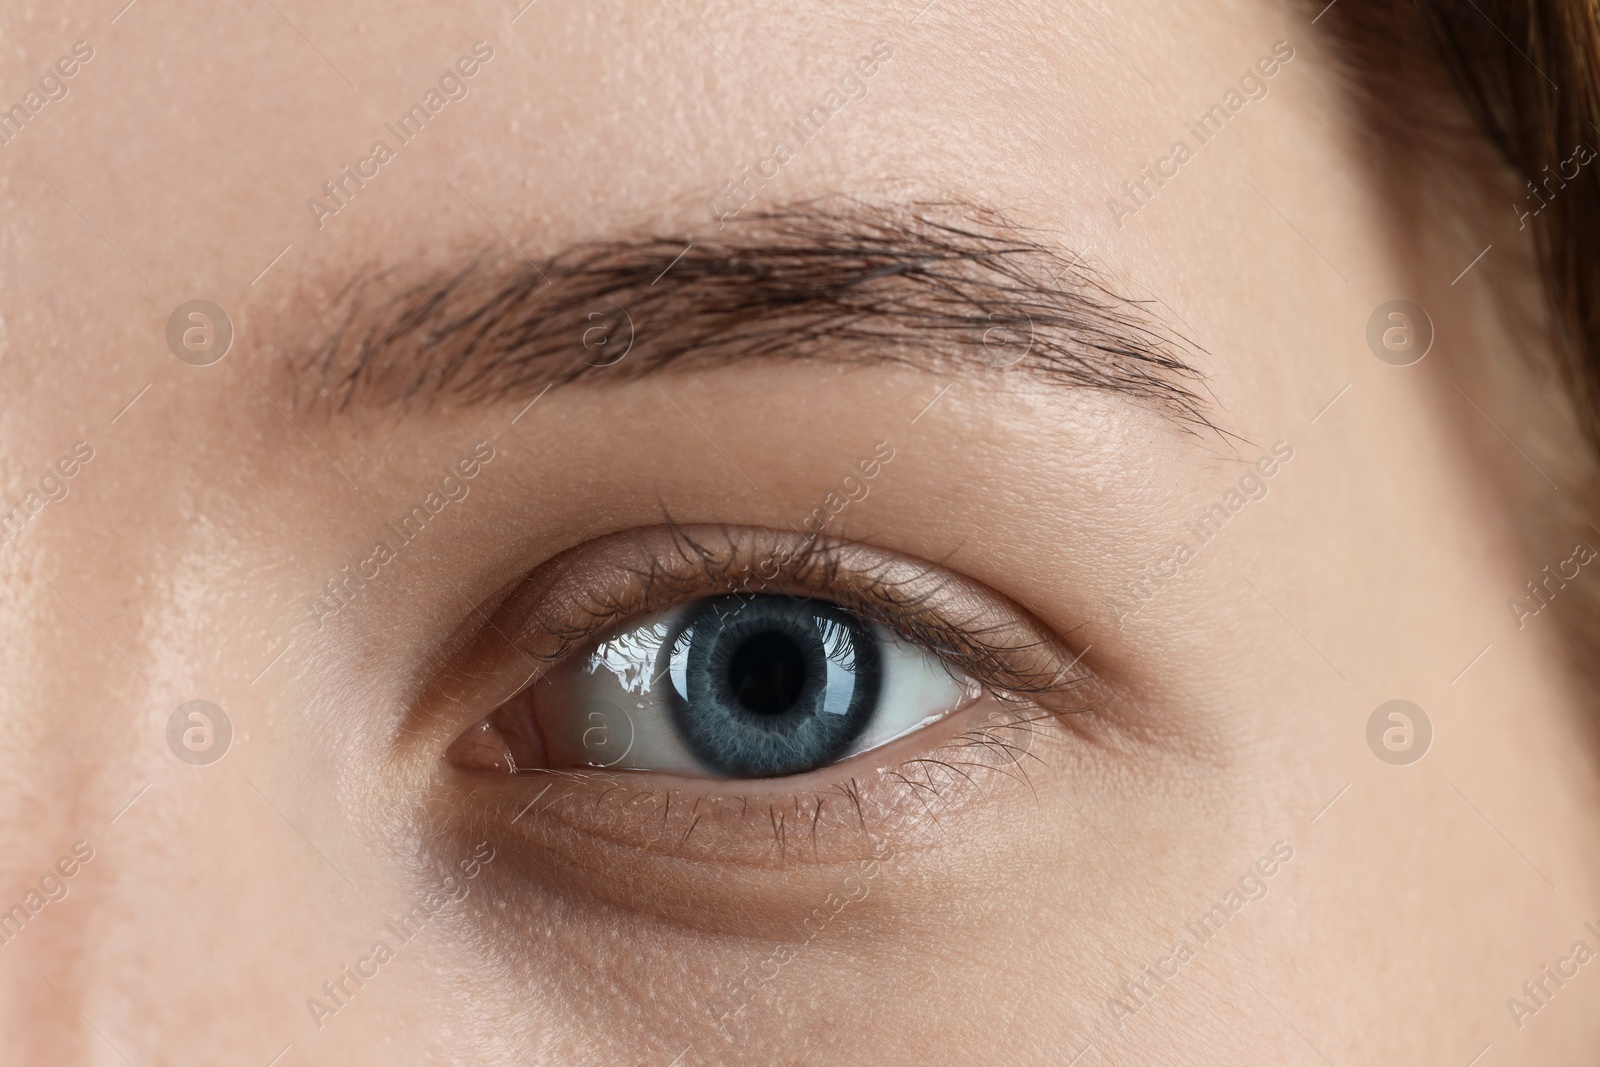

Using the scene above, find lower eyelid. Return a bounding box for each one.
[434,693,1137,955]
[470,691,1071,872]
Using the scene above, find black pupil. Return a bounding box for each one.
[728,630,808,715]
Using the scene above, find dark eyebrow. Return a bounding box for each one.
[298,198,1215,431]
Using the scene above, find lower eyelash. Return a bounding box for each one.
[491,696,1072,858]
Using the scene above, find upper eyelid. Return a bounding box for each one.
[480,523,1091,708]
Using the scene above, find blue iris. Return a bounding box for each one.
[661,595,882,777]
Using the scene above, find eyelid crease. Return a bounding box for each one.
[482,523,1094,716]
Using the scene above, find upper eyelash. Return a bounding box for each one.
[679,527,1068,692]
[499,521,1091,709]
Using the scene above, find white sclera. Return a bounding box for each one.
[550,603,979,776]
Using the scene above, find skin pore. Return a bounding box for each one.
[2,0,1599,1064]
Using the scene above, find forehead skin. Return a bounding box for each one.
[2,0,1598,1065]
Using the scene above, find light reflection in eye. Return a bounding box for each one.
[585,620,673,695]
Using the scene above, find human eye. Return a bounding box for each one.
[456,591,986,779]
[439,524,1095,798]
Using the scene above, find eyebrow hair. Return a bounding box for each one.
[299,198,1215,431]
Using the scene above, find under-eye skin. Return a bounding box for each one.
[442,526,1099,799]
